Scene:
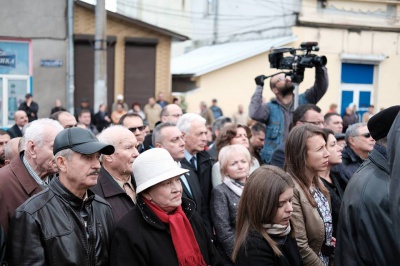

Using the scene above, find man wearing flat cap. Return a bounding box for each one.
[335,105,400,266]
[6,127,116,265]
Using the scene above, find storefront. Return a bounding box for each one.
[0,39,31,128]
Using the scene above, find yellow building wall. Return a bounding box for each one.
[74,5,172,100]
[292,26,400,112]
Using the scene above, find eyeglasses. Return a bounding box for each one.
[128,126,146,132]
[300,121,324,126]
[357,133,371,138]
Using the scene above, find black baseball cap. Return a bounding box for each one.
[53,127,114,155]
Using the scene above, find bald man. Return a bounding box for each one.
[6,110,29,138]
[4,137,21,165]
[50,111,77,128]
[249,65,328,164]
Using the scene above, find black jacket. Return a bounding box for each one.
[110,196,223,266]
[18,101,39,122]
[5,177,115,266]
[341,145,364,182]
[6,124,23,139]
[181,150,214,235]
[335,146,397,265]
[235,231,303,266]
[320,165,346,237]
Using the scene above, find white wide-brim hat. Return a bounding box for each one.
[133,148,189,194]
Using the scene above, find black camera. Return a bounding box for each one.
[268,42,327,83]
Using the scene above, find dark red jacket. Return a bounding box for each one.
[0,154,42,233]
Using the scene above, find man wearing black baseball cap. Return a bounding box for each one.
[336,105,400,265]
[6,127,116,265]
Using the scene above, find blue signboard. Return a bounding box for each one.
[0,41,30,75]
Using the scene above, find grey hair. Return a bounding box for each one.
[55,148,75,161]
[24,118,63,148]
[218,144,251,178]
[345,122,367,145]
[212,116,232,136]
[152,122,176,147]
[176,113,206,134]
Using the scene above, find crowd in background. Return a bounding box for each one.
[0,64,399,265]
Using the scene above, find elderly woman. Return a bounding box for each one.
[210,144,251,264]
[233,165,303,265]
[212,123,259,188]
[110,148,222,266]
[285,124,334,266]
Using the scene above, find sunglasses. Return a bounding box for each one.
[358,133,371,138]
[128,126,146,132]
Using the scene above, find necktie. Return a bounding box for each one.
[123,182,136,203]
[190,156,197,171]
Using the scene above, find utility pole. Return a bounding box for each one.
[94,0,107,111]
[212,0,219,45]
[67,0,75,114]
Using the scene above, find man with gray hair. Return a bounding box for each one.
[0,118,63,232]
[6,127,115,265]
[342,122,375,182]
[152,122,204,220]
[91,125,139,222]
[177,113,213,235]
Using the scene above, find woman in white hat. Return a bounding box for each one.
[110,148,222,266]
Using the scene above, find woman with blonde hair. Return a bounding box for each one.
[285,124,333,266]
[232,165,303,265]
[212,123,259,187]
[210,144,251,264]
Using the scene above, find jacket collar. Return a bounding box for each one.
[136,196,196,230]
[98,167,128,198]
[368,146,390,174]
[10,153,42,195]
[342,145,363,163]
[49,177,95,209]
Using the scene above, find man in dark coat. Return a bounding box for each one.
[91,125,138,222]
[389,107,400,258]
[152,122,209,226]
[6,110,28,139]
[6,127,115,265]
[336,106,400,266]
[177,113,214,235]
[18,93,39,122]
[341,122,375,181]
[0,118,63,233]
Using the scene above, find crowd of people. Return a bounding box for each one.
[0,64,399,266]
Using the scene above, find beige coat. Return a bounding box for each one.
[290,178,327,266]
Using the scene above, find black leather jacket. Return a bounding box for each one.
[336,146,397,265]
[6,177,115,265]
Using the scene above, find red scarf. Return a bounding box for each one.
[142,197,207,266]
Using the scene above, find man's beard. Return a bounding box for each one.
[279,84,295,97]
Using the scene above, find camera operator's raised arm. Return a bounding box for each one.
[304,65,329,104]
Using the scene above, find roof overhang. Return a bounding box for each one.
[171,35,297,77]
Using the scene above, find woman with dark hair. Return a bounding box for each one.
[232,165,303,265]
[285,124,334,266]
[320,128,346,238]
[212,124,260,187]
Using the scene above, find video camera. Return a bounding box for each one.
[268,42,327,83]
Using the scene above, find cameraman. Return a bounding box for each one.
[249,65,328,164]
